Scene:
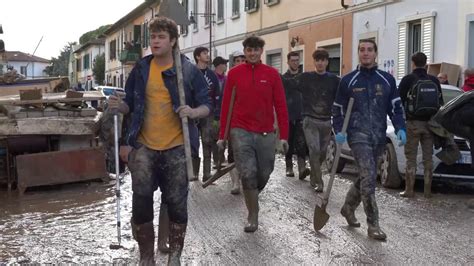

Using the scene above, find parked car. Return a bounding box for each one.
[326,84,473,188]
[90,86,125,110]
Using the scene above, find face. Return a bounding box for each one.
[197,50,210,64]
[149,30,175,58]
[437,74,448,84]
[358,42,377,68]
[233,56,246,66]
[314,58,329,74]
[216,64,227,73]
[288,56,300,72]
[244,47,263,64]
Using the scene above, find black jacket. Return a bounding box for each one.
[281,70,303,121]
[399,68,444,121]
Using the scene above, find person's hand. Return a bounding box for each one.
[176,105,198,119]
[281,140,289,154]
[216,139,227,151]
[108,95,122,112]
[119,145,133,163]
[397,129,407,146]
[335,132,347,144]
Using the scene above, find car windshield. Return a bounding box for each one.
[442,88,462,103]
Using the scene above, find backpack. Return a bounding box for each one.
[405,78,440,117]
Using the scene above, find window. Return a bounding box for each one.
[20,66,27,76]
[83,53,90,70]
[76,58,82,71]
[397,13,435,79]
[109,40,117,60]
[232,0,240,17]
[264,0,279,6]
[193,0,198,31]
[180,0,189,35]
[217,0,224,22]
[323,44,341,76]
[245,0,259,13]
[266,50,282,73]
[204,0,210,26]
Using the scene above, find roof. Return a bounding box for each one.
[74,38,106,54]
[4,51,50,63]
[103,1,160,36]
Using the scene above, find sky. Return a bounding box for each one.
[1,0,144,60]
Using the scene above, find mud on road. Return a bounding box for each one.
[1,155,473,264]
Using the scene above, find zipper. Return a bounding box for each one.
[252,64,255,85]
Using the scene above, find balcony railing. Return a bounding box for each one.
[120,44,141,64]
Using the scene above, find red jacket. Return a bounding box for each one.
[462,76,474,92]
[219,62,289,140]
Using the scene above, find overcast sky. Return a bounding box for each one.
[1,0,144,60]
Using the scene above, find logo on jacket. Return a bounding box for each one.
[352,87,366,93]
[260,80,268,83]
[375,84,383,96]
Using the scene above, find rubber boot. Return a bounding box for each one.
[157,203,170,253]
[131,219,155,265]
[285,158,295,177]
[297,157,310,180]
[167,222,187,266]
[230,168,240,195]
[309,153,324,192]
[400,169,415,198]
[202,152,212,183]
[362,194,386,241]
[191,157,200,181]
[424,170,432,198]
[243,189,259,233]
[340,183,361,227]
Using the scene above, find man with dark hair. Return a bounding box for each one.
[281,51,309,179]
[108,16,210,264]
[399,52,443,198]
[193,46,220,183]
[217,35,289,232]
[332,39,406,240]
[284,48,339,191]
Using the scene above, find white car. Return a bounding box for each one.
[326,84,473,188]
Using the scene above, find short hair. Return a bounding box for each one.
[149,16,179,48]
[242,35,265,49]
[312,48,329,61]
[358,39,378,53]
[287,51,300,60]
[464,68,474,77]
[411,52,427,68]
[193,47,209,63]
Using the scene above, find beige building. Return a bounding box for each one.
[73,39,105,90]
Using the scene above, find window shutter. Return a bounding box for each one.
[268,53,282,73]
[421,17,434,64]
[397,22,408,80]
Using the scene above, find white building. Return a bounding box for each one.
[352,0,473,86]
[73,39,105,90]
[3,51,49,79]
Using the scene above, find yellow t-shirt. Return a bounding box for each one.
[137,59,184,150]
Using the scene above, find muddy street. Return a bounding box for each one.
[1,155,473,264]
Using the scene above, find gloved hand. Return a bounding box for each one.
[281,140,289,154]
[335,132,346,144]
[397,129,407,146]
[216,139,227,151]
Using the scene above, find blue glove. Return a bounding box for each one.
[335,132,347,144]
[397,129,407,146]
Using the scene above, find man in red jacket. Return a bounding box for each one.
[217,36,289,233]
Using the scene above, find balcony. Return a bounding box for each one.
[119,43,141,64]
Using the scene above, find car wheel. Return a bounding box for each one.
[326,136,346,173]
[379,142,401,188]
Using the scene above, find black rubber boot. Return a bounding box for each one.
[131,219,155,265]
[167,222,187,266]
[191,157,200,181]
[230,168,240,195]
[297,157,310,180]
[243,189,259,232]
[362,194,387,241]
[340,204,361,227]
[157,203,170,253]
[341,183,361,227]
[285,158,295,177]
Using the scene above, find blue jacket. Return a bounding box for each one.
[332,66,405,145]
[123,54,210,154]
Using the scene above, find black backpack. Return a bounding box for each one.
[405,78,440,117]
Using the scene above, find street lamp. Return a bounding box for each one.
[189,7,216,61]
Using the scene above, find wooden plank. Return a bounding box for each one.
[16,147,108,194]
[0,91,105,105]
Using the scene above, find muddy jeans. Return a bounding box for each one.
[302,117,332,187]
[286,119,307,161]
[199,117,217,177]
[128,144,188,224]
[405,120,434,178]
[231,128,276,191]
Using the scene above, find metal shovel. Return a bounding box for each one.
[313,98,354,231]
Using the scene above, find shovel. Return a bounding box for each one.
[313,98,354,231]
[202,86,237,188]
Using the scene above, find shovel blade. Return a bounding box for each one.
[202,163,235,188]
[313,204,330,231]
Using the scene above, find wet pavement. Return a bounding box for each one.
[1,155,473,264]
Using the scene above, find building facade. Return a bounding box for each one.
[2,51,49,78]
[73,39,105,90]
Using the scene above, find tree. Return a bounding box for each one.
[44,42,75,77]
[93,53,105,85]
[79,25,110,45]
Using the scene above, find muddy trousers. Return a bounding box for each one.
[285,119,308,175]
[128,145,189,264]
[343,143,385,236]
[199,117,217,181]
[404,120,434,197]
[302,117,332,189]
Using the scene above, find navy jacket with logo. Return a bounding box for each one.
[332,66,406,145]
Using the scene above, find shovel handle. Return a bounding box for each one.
[323,98,354,201]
